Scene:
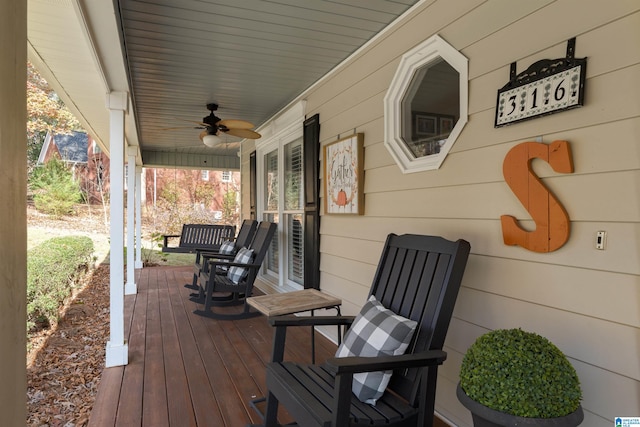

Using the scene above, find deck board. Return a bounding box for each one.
[115,280,147,426]
[88,266,447,427]
[161,270,198,427]
[88,265,326,427]
[168,270,223,427]
[143,273,169,427]
[88,366,123,426]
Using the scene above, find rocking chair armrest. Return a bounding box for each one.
[208,259,262,269]
[200,251,234,260]
[325,350,447,374]
[269,315,355,328]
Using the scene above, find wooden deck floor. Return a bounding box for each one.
[87,266,337,427]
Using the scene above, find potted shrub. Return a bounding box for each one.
[457,328,583,427]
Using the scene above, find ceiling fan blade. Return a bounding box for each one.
[198,130,208,141]
[224,128,261,139]
[176,118,209,126]
[218,119,254,130]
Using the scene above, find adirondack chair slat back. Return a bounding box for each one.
[369,233,470,405]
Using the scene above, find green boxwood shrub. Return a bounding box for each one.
[27,236,94,332]
[459,328,582,418]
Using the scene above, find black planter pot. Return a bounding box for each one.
[456,384,584,427]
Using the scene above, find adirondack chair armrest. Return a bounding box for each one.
[266,315,356,363]
[325,350,448,374]
[269,315,355,328]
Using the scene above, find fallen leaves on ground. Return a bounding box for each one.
[27,264,110,427]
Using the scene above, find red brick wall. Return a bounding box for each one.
[82,136,110,204]
[144,168,240,213]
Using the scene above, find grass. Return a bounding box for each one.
[135,246,196,267]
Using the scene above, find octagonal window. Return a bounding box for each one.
[384,35,468,173]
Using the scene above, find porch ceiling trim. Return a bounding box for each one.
[140,149,240,170]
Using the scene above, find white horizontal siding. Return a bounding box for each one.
[454,287,639,380]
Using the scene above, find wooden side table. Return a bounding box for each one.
[248,288,341,317]
[247,289,342,420]
[247,289,342,363]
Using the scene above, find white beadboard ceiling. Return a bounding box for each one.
[27,0,420,169]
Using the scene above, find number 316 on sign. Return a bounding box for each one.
[496,65,584,127]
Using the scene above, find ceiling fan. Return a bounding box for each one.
[194,103,261,147]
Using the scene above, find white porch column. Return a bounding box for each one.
[135,166,143,269]
[125,146,137,295]
[105,91,129,367]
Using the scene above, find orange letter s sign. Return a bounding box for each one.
[501,141,573,253]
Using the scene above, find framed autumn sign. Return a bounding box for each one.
[324,133,364,215]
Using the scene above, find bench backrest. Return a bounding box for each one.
[179,224,236,251]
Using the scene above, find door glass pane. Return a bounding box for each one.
[265,150,278,211]
[264,212,279,274]
[260,139,304,287]
[284,140,303,210]
[287,213,303,286]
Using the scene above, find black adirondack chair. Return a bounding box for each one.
[192,221,277,320]
[255,233,470,427]
[185,219,258,291]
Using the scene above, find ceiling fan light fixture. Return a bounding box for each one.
[202,133,222,147]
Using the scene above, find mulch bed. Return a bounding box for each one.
[27,262,110,426]
[25,205,163,426]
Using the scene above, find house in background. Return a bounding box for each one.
[144,168,241,227]
[38,131,239,218]
[38,131,111,205]
[38,130,87,165]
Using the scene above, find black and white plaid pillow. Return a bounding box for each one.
[226,247,254,284]
[219,240,237,255]
[335,295,417,405]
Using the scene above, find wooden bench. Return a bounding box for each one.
[161,223,236,254]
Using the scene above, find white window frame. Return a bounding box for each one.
[384,34,468,173]
[221,170,232,182]
[255,101,306,290]
[201,170,209,181]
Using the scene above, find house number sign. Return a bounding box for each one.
[495,38,586,127]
